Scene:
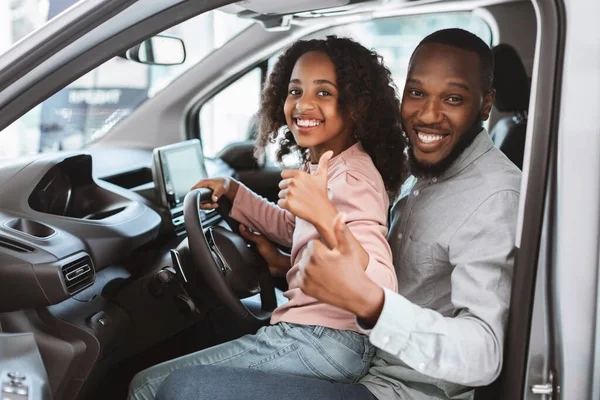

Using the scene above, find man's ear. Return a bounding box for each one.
[481,89,496,121]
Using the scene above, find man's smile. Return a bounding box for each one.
[411,127,451,153]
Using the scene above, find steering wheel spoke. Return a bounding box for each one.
[183,189,278,330]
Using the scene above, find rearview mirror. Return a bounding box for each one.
[123,35,186,66]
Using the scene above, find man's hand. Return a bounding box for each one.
[239,224,291,277]
[297,213,385,325]
[278,151,338,247]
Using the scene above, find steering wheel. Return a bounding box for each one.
[183,189,278,329]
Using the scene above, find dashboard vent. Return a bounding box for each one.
[0,236,34,253]
[61,255,95,294]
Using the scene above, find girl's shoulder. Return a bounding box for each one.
[330,148,385,194]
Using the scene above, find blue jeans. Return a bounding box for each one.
[156,365,377,400]
[128,322,375,400]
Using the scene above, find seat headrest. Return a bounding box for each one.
[492,44,530,113]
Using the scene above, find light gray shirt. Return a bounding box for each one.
[359,130,522,400]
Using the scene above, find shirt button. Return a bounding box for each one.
[397,232,403,240]
[382,336,390,345]
[431,177,438,183]
[418,362,426,371]
[413,189,420,196]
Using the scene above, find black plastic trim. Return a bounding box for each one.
[0,236,35,253]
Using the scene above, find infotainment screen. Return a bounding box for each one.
[152,139,208,209]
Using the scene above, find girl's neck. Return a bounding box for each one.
[309,135,357,164]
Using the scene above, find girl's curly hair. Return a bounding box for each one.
[255,35,407,193]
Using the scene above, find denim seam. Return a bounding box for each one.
[354,341,375,383]
[296,347,340,382]
[321,330,365,355]
[297,328,357,380]
[131,347,255,398]
[248,341,299,369]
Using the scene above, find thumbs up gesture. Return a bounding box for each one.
[278,151,339,247]
[297,213,385,324]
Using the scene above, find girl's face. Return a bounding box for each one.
[284,51,354,159]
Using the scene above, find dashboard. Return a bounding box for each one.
[0,146,236,400]
[0,146,233,313]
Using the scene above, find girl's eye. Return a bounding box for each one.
[317,90,331,97]
[289,88,301,96]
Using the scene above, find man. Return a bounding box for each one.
[156,28,522,400]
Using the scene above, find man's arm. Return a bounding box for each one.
[299,190,519,387]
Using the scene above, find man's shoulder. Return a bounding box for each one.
[468,146,522,195]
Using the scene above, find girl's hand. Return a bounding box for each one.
[239,224,291,277]
[278,151,339,248]
[278,151,335,224]
[297,213,382,324]
[191,177,239,210]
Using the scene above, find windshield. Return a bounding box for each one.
[0,1,253,159]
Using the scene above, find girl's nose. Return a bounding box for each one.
[295,95,315,113]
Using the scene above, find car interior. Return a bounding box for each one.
[0,0,567,399]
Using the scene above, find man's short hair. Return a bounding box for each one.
[415,28,494,93]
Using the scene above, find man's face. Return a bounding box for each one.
[401,43,494,177]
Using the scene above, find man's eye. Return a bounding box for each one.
[289,89,301,96]
[317,90,331,97]
[408,90,423,97]
[447,96,463,103]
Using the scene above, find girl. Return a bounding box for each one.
[129,35,406,400]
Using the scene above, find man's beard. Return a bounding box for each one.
[407,117,483,179]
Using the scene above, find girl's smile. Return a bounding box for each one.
[284,51,354,162]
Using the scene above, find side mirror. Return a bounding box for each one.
[122,35,186,66]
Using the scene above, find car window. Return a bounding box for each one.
[320,13,492,93]
[0,6,253,159]
[200,12,491,167]
[199,67,263,158]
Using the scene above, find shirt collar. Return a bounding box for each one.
[307,142,363,174]
[435,128,494,182]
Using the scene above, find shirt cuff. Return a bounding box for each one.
[357,288,416,355]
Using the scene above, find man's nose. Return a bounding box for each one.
[417,98,444,125]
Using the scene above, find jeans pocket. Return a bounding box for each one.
[321,329,367,356]
[248,341,300,370]
[295,328,370,383]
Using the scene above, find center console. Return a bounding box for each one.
[152,139,214,235]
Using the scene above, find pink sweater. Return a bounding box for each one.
[230,142,397,332]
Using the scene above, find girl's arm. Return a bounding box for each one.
[192,177,295,247]
[280,164,396,291]
[230,183,296,247]
[239,224,292,277]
